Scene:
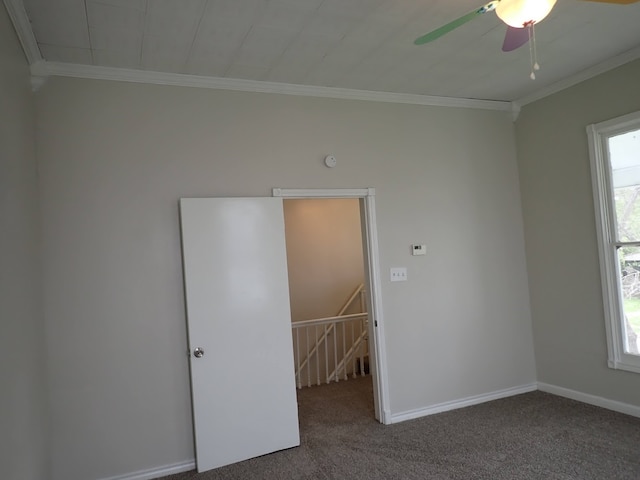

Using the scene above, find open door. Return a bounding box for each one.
[180,197,300,473]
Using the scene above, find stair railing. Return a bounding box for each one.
[291,311,368,389]
[338,283,365,316]
[292,284,365,378]
[326,324,368,383]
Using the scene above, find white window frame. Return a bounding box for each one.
[588,110,640,374]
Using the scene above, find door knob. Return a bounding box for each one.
[193,347,205,358]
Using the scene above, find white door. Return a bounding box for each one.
[179,197,300,473]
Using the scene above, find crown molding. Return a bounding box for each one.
[30,74,47,92]
[29,60,513,112]
[3,0,42,65]
[510,103,521,122]
[514,44,640,108]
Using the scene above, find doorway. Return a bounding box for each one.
[179,189,389,473]
[283,198,370,397]
[273,188,389,424]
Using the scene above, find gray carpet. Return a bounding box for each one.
[163,377,640,479]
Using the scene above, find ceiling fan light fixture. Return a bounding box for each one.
[495,0,557,27]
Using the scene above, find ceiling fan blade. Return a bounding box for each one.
[414,2,498,45]
[580,0,639,3]
[502,26,530,52]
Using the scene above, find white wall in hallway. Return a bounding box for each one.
[284,198,365,322]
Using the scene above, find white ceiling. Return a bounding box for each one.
[16,0,640,102]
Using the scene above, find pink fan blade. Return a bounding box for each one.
[502,26,529,52]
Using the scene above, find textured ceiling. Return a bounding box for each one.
[18,0,640,102]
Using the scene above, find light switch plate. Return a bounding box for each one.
[390,267,407,282]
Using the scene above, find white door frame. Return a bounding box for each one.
[273,187,390,424]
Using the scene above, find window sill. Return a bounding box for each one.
[608,358,640,375]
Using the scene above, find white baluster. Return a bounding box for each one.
[315,325,320,386]
[324,324,329,384]
[360,318,365,376]
[342,322,347,381]
[333,321,338,383]
[306,327,311,388]
[295,328,301,389]
[351,321,357,378]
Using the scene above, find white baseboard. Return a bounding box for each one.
[381,409,392,425]
[537,382,640,418]
[96,383,640,479]
[99,459,195,480]
[389,382,538,424]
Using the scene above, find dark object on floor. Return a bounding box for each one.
[355,357,370,375]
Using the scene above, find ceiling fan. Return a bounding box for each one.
[414,0,640,78]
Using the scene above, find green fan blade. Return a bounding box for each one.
[414,2,499,45]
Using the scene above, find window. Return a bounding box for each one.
[588,110,640,374]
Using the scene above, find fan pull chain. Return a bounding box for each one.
[528,22,540,80]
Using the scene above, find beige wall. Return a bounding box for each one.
[284,198,364,322]
[0,4,49,480]
[35,76,535,480]
[515,59,640,405]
